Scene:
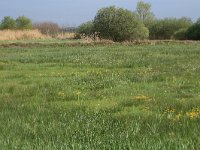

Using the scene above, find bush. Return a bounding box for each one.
[186,19,200,40]
[16,16,32,30]
[149,17,192,39]
[134,26,149,40]
[0,16,16,30]
[93,6,149,42]
[33,22,60,37]
[76,21,94,35]
[174,28,188,40]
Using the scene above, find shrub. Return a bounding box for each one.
[76,21,94,36]
[33,22,59,37]
[134,26,149,40]
[174,28,188,40]
[16,16,32,30]
[93,6,149,42]
[0,16,16,30]
[149,17,192,39]
[186,18,200,40]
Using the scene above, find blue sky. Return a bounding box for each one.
[0,0,199,26]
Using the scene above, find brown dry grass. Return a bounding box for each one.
[0,30,49,40]
[56,32,75,39]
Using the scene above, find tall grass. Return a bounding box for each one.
[56,32,75,39]
[0,29,48,40]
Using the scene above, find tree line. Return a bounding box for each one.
[0,16,32,30]
[77,1,200,41]
[1,1,200,41]
[0,16,75,37]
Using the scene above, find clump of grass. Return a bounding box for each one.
[0,29,49,40]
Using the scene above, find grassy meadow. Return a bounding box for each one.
[0,41,200,149]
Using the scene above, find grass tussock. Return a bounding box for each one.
[0,29,49,40]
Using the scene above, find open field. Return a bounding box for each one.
[0,41,200,149]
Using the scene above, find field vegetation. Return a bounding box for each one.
[0,41,200,149]
[0,0,200,149]
[1,1,200,41]
[76,1,200,41]
[0,30,48,41]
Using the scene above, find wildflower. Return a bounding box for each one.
[186,108,200,119]
[165,108,176,113]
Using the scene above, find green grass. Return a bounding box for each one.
[0,42,200,149]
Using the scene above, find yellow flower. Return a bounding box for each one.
[165,108,176,113]
[186,108,200,119]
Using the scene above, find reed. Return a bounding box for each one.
[0,29,48,40]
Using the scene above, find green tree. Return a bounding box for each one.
[76,21,94,35]
[196,18,200,24]
[174,28,188,40]
[136,1,155,28]
[149,17,192,39]
[94,6,149,41]
[134,26,149,39]
[16,16,32,30]
[0,16,16,29]
[186,18,200,40]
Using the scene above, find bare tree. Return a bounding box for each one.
[33,22,59,37]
